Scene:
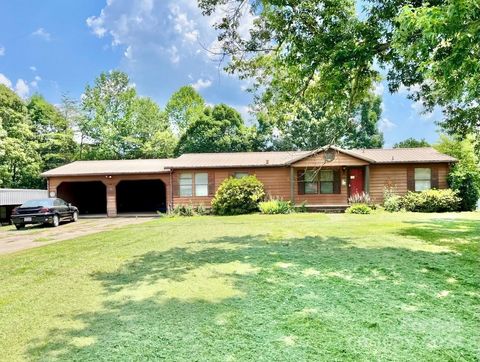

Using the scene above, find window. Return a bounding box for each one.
[304,170,318,194]
[234,172,249,179]
[179,173,193,197]
[320,170,334,194]
[195,173,208,196]
[415,168,431,191]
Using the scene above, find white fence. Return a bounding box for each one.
[0,188,48,206]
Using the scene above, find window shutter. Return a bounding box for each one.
[208,172,215,196]
[333,169,341,194]
[407,167,415,191]
[431,167,439,189]
[172,173,179,197]
[297,170,305,195]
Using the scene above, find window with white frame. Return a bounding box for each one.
[234,172,249,179]
[304,170,318,194]
[179,173,193,197]
[195,173,209,196]
[414,168,431,191]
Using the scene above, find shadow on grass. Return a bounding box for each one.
[26,221,480,361]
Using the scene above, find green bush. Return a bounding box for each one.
[448,169,480,211]
[295,201,308,213]
[170,204,195,216]
[345,203,372,214]
[259,199,294,214]
[384,195,403,212]
[401,189,461,212]
[211,175,266,215]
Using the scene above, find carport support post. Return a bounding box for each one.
[104,179,117,217]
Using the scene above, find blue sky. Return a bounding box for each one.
[0,0,444,147]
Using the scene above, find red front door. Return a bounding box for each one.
[349,168,364,196]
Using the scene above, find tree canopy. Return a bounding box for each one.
[198,0,480,152]
[394,138,431,149]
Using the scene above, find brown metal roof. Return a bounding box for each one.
[41,159,170,177]
[349,147,457,164]
[41,147,456,177]
[166,151,311,169]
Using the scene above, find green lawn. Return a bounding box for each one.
[0,212,479,361]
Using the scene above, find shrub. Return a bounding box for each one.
[384,195,403,212]
[295,201,308,213]
[349,192,376,209]
[170,204,195,216]
[345,203,372,214]
[211,175,266,215]
[259,199,294,214]
[448,169,480,211]
[383,186,403,212]
[401,189,461,212]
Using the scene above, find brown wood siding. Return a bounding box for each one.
[172,167,292,207]
[293,151,369,167]
[369,163,450,203]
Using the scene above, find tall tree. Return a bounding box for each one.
[165,86,205,135]
[0,85,41,188]
[175,104,255,154]
[80,71,176,160]
[394,138,430,149]
[198,0,480,151]
[81,71,138,159]
[27,94,77,172]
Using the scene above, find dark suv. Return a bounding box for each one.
[11,198,79,229]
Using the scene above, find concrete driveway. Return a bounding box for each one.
[0,217,153,255]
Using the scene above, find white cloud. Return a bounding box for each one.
[32,28,51,41]
[29,66,37,72]
[15,79,29,98]
[124,45,133,59]
[192,78,212,90]
[0,73,12,88]
[379,117,396,131]
[168,45,180,64]
[86,10,107,37]
[0,46,5,56]
[373,82,384,96]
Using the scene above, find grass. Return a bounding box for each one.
[0,212,479,361]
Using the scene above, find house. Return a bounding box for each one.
[41,146,457,216]
[0,188,48,225]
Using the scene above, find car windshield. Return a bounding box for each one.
[20,199,55,208]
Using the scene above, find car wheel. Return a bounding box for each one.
[71,211,78,222]
[15,224,25,230]
[52,214,60,227]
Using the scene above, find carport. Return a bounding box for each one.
[42,159,171,217]
[116,179,166,213]
[57,181,107,215]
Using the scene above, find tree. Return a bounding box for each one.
[435,135,480,211]
[165,86,205,135]
[80,71,138,159]
[27,94,77,172]
[80,71,175,160]
[258,95,383,151]
[0,85,42,188]
[175,104,255,154]
[394,138,430,149]
[198,0,480,151]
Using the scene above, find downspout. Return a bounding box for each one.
[169,169,174,212]
[290,167,295,205]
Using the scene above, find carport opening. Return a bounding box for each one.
[116,179,166,213]
[57,181,107,215]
